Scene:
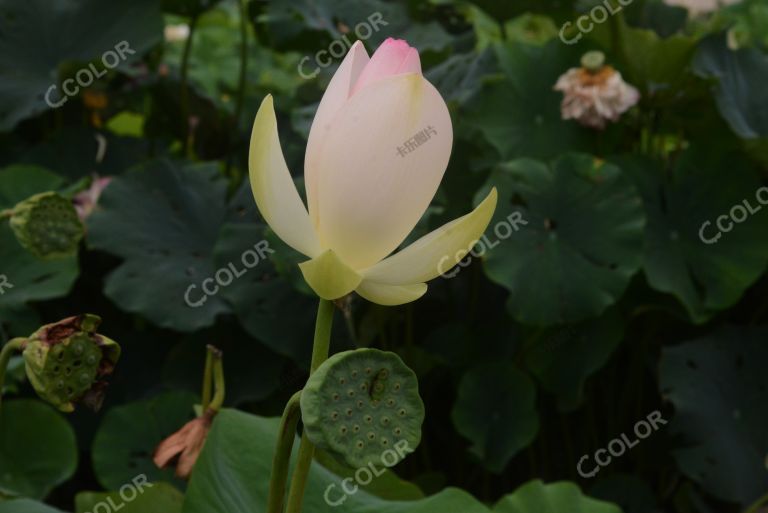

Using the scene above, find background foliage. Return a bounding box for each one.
[0,0,767,512]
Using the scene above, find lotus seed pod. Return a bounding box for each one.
[300,349,424,468]
[9,191,84,259]
[22,314,121,413]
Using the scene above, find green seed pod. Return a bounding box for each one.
[22,314,121,413]
[300,349,424,468]
[9,191,84,259]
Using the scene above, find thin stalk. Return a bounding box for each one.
[180,14,200,158]
[0,338,26,417]
[201,348,214,411]
[225,0,250,179]
[208,351,226,412]
[267,391,302,513]
[284,299,334,513]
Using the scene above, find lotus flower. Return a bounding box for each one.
[554,51,640,130]
[249,38,497,305]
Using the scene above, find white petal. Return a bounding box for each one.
[249,95,321,257]
[315,73,453,269]
[361,188,498,285]
[305,41,370,226]
[355,281,427,306]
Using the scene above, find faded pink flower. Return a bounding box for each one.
[663,0,741,16]
[554,53,639,130]
[73,176,112,221]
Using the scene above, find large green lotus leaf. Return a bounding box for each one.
[91,391,197,491]
[451,363,538,473]
[479,154,645,325]
[425,49,496,107]
[260,0,453,53]
[0,400,77,500]
[0,164,78,308]
[0,500,66,513]
[659,326,768,506]
[0,0,162,130]
[87,160,233,332]
[75,482,184,513]
[0,165,65,208]
[524,308,624,412]
[693,35,768,139]
[590,21,697,86]
[212,223,318,363]
[494,480,622,513]
[0,220,79,310]
[614,151,768,323]
[464,40,592,160]
[183,409,490,513]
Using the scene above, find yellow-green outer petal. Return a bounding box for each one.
[361,188,498,285]
[299,250,362,300]
[355,281,428,306]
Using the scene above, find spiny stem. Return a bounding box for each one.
[284,299,334,513]
[267,391,302,513]
[0,338,26,417]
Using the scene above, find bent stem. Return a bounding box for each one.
[201,348,214,411]
[267,391,302,513]
[284,299,335,513]
[0,338,26,417]
[208,347,226,412]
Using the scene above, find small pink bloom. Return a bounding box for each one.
[73,176,112,221]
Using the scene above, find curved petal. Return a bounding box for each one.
[355,281,427,306]
[351,38,422,95]
[361,188,498,285]
[305,41,369,224]
[299,249,362,300]
[249,95,321,257]
[315,73,453,269]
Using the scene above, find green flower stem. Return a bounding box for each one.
[208,349,226,412]
[201,348,214,411]
[744,492,768,513]
[284,299,335,513]
[225,0,250,179]
[0,338,26,417]
[267,391,302,513]
[0,209,13,220]
[180,13,200,158]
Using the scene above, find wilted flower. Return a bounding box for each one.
[21,314,120,412]
[73,176,112,221]
[9,192,85,259]
[554,51,640,130]
[249,38,497,306]
[154,409,215,479]
[663,0,741,16]
[154,345,224,480]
